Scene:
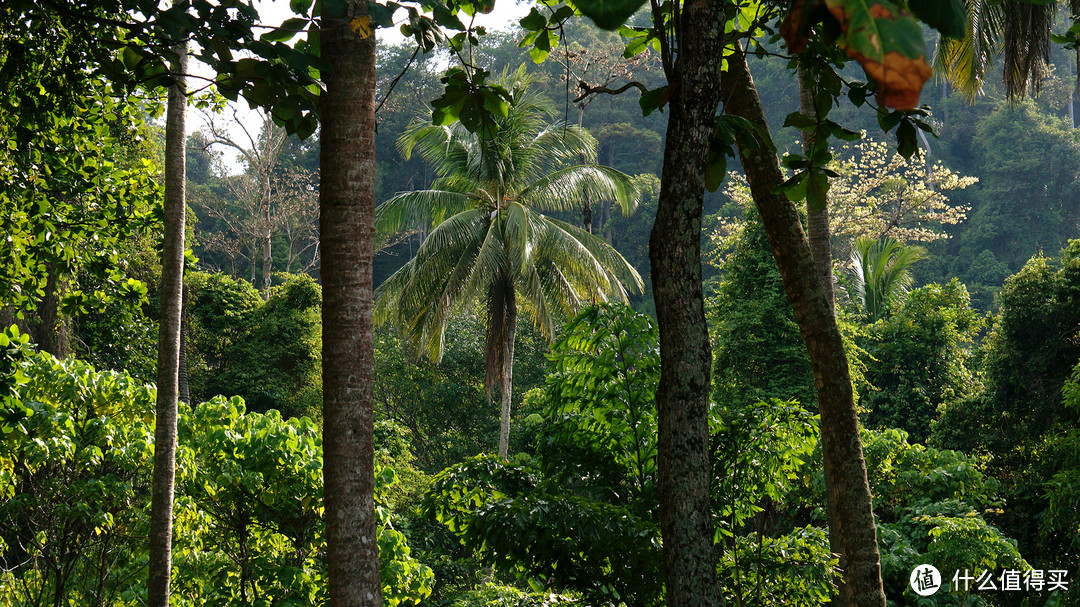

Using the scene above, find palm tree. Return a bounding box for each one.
[374,77,643,459]
[933,0,1078,101]
[848,236,928,321]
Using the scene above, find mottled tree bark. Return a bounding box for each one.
[721,43,885,607]
[319,3,383,605]
[648,0,728,603]
[147,41,186,607]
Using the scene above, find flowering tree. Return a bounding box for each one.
[826,138,976,258]
[718,138,975,268]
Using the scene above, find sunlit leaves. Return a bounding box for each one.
[1,354,433,606]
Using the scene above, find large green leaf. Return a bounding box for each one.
[573,0,648,30]
[824,0,932,108]
[906,0,965,39]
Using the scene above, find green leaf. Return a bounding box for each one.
[826,120,862,141]
[780,172,809,201]
[261,17,309,43]
[574,0,648,30]
[896,118,918,158]
[906,0,965,38]
[783,112,819,131]
[704,156,727,192]
[638,85,668,116]
[824,0,932,109]
[877,109,903,132]
[520,7,547,31]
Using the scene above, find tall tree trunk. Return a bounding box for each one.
[799,68,835,310]
[721,42,885,607]
[578,108,593,233]
[497,286,517,460]
[319,3,383,605]
[147,40,186,607]
[178,283,190,405]
[261,184,272,299]
[649,0,727,604]
[38,266,65,357]
[1073,47,1079,128]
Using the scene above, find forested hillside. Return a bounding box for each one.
[3,0,1080,606]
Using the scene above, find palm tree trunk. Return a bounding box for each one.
[147,38,186,607]
[799,68,835,311]
[721,42,885,607]
[649,0,728,603]
[319,3,383,605]
[498,285,517,459]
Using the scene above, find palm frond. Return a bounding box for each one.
[933,0,1004,100]
[390,209,490,359]
[542,215,644,294]
[519,164,640,216]
[375,189,476,241]
[848,236,927,320]
[1002,0,1054,98]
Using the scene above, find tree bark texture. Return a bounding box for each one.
[147,42,186,607]
[319,4,383,606]
[799,68,835,310]
[178,283,190,405]
[37,266,68,358]
[721,43,885,607]
[497,285,517,460]
[648,0,728,604]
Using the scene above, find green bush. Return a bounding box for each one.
[0,352,432,606]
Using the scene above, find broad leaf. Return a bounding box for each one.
[574,0,648,30]
[824,0,932,109]
[907,0,966,39]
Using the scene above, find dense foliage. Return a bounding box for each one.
[0,347,432,606]
[3,0,1080,603]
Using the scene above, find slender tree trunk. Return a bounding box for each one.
[649,0,727,604]
[261,183,272,299]
[799,68,835,310]
[178,283,190,406]
[721,42,885,607]
[147,40,186,607]
[1072,47,1079,128]
[578,108,593,233]
[319,3,383,605]
[497,286,517,460]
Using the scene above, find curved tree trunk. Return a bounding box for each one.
[799,68,835,310]
[649,0,728,604]
[497,285,517,459]
[147,39,186,607]
[722,43,885,607]
[319,3,383,605]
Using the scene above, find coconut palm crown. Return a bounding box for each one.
[373,76,643,457]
